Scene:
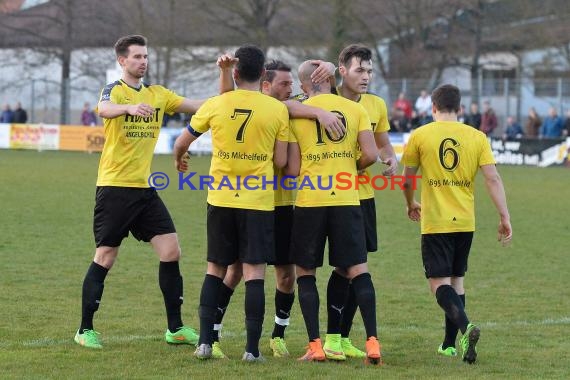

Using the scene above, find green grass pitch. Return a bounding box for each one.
[0,149,568,379]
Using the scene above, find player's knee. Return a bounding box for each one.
[225,266,243,288]
[160,245,181,262]
[276,267,295,292]
[94,246,118,268]
[276,275,295,293]
[346,263,369,280]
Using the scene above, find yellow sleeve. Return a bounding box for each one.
[163,87,184,114]
[189,98,214,134]
[358,105,373,133]
[375,98,390,133]
[276,104,290,142]
[289,120,298,143]
[479,134,496,166]
[402,131,420,167]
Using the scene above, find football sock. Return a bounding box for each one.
[352,272,378,338]
[198,274,223,345]
[158,261,184,332]
[340,282,358,337]
[272,289,294,339]
[213,284,234,342]
[435,285,469,334]
[326,271,350,334]
[80,262,108,332]
[244,279,265,357]
[297,275,320,341]
[443,293,465,348]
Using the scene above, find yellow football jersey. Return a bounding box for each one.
[190,89,289,211]
[356,93,390,200]
[96,80,184,187]
[290,93,372,207]
[401,121,496,234]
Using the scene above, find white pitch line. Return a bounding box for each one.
[3,317,569,349]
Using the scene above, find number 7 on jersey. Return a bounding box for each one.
[231,108,253,143]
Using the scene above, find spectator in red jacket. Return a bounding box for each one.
[393,92,413,119]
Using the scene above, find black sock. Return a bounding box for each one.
[340,282,358,337]
[245,279,265,356]
[352,273,377,338]
[297,275,320,341]
[326,271,350,334]
[159,261,184,332]
[272,289,295,339]
[443,293,465,348]
[198,274,223,345]
[79,262,108,332]
[213,284,234,342]
[436,285,469,334]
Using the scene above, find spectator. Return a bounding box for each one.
[465,102,481,130]
[524,107,541,138]
[480,101,497,136]
[0,104,14,123]
[12,102,28,123]
[390,108,411,132]
[393,92,413,119]
[540,107,564,138]
[415,89,432,116]
[81,102,97,126]
[502,116,524,140]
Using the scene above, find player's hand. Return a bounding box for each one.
[127,103,154,117]
[407,201,421,222]
[497,217,512,247]
[310,60,336,84]
[381,156,398,177]
[217,53,238,70]
[175,152,190,172]
[317,109,345,139]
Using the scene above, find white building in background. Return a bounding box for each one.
[1,41,568,126]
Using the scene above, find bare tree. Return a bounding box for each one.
[0,0,124,123]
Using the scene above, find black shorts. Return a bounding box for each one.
[93,186,176,247]
[207,204,275,266]
[421,232,474,278]
[360,198,378,252]
[268,205,293,266]
[290,206,367,270]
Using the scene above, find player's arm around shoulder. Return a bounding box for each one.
[283,99,346,140]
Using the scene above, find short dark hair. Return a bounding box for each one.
[263,60,291,83]
[431,84,461,113]
[338,44,372,68]
[114,35,147,57]
[234,45,265,82]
